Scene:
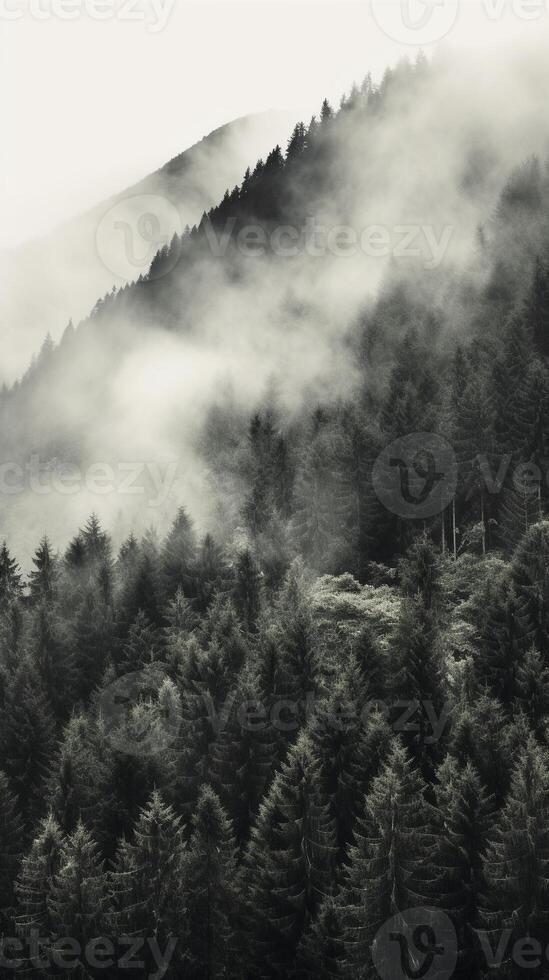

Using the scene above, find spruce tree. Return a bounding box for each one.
[28,536,58,604]
[337,741,439,978]
[15,815,65,956]
[511,520,549,662]
[1,660,56,829]
[241,734,337,976]
[0,770,24,933]
[0,541,23,606]
[162,506,197,599]
[210,664,277,845]
[48,822,109,976]
[434,758,495,979]
[111,792,186,976]
[232,549,262,633]
[182,786,238,979]
[481,737,549,968]
[29,602,75,720]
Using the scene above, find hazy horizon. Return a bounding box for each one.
[3,0,549,251]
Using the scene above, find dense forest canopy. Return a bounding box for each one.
[3,50,549,978]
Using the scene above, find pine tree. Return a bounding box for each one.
[453,374,498,554]
[308,669,393,860]
[320,98,333,123]
[472,580,526,708]
[111,792,186,976]
[297,898,344,979]
[81,514,111,566]
[337,741,439,977]
[292,428,351,573]
[182,786,238,979]
[162,506,197,598]
[15,814,65,951]
[232,549,262,633]
[515,646,549,738]
[481,737,549,965]
[210,665,277,845]
[275,564,321,734]
[118,610,160,674]
[1,660,56,829]
[434,758,495,979]
[0,541,23,605]
[48,714,113,847]
[450,692,514,804]
[48,822,108,976]
[194,534,229,613]
[511,520,549,662]
[29,602,75,719]
[0,770,24,932]
[526,256,549,358]
[390,598,447,775]
[241,734,337,976]
[286,122,307,161]
[28,536,58,604]
[73,584,115,702]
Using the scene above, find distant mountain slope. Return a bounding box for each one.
[4,51,549,561]
[0,110,294,381]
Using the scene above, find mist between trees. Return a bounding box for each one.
[5,47,549,980]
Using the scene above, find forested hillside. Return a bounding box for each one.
[3,53,549,978]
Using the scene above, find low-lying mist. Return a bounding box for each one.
[4,40,549,566]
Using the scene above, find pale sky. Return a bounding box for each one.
[1,0,548,249]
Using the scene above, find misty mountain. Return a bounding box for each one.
[3,48,549,563]
[0,109,294,382]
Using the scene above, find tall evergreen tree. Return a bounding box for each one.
[481,737,549,973]
[111,792,187,977]
[15,814,65,959]
[337,741,439,978]
[0,770,24,933]
[434,758,495,979]
[48,822,109,977]
[28,536,58,604]
[182,786,238,979]
[241,734,337,976]
[162,507,197,598]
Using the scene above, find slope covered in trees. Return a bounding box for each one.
[3,52,549,978]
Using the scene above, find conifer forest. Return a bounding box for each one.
[5,24,549,980]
